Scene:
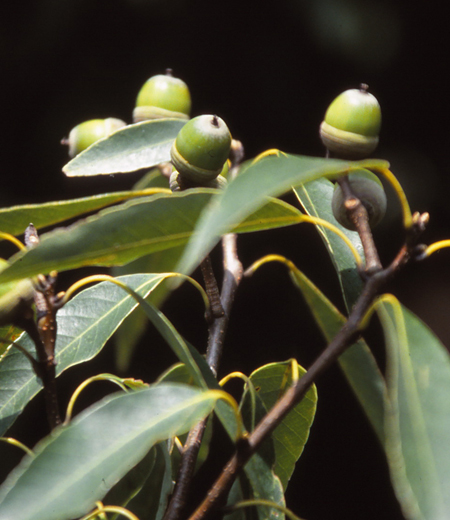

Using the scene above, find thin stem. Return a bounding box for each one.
[23,224,61,429]
[200,256,224,320]
[0,437,35,458]
[338,175,381,272]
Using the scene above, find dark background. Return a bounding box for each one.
[1,1,449,519]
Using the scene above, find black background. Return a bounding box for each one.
[1,1,449,519]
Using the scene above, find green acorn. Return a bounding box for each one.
[320,84,381,159]
[332,169,387,230]
[133,69,191,123]
[62,118,126,158]
[170,114,232,184]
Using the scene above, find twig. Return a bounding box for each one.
[337,175,381,273]
[200,256,224,321]
[24,224,62,429]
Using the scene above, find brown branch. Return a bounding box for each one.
[337,175,381,273]
[24,224,62,430]
[200,256,224,321]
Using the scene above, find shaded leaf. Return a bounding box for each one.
[104,446,157,513]
[225,478,247,520]
[292,178,386,443]
[125,442,173,520]
[0,192,303,285]
[0,384,219,520]
[377,298,450,520]
[0,190,168,237]
[176,153,389,275]
[244,453,286,520]
[293,177,364,309]
[0,274,165,435]
[112,245,186,372]
[158,362,213,473]
[247,361,317,490]
[63,119,186,176]
[285,263,386,443]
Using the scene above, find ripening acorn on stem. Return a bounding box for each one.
[170,114,232,189]
[331,169,387,230]
[61,118,126,158]
[133,69,192,123]
[320,84,381,159]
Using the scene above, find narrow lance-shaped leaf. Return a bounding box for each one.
[176,153,389,276]
[292,178,385,442]
[63,118,186,177]
[377,298,450,520]
[0,191,303,285]
[293,177,364,309]
[0,190,169,237]
[0,274,165,435]
[0,384,219,520]
[272,261,386,443]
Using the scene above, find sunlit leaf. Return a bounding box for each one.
[377,298,450,520]
[0,190,168,237]
[0,384,219,520]
[0,274,165,435]
[63,119,186,176]
[176,153,388,276]
[0,192,303,285]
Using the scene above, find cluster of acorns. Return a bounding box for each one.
[62,72,386,231]
[62,69,233,192]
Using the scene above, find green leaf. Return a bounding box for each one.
[0,384,219,520]
[286,264,386,443]
[244,453,286,520]
[104,446,157,513]
[0,274,165,435]
[0,190,168,237]
[112,246,186,372]
[293,177,364,309]
[247,361,317,490]
[124,442,173,520]
[225,478,247,520]
[292,178,386,443]
[0,192,303,285]
[158,363,213,473]
[176,153,389,275]
[377,298,450,520]
[129,292,206,388]
[63,119,186,177]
